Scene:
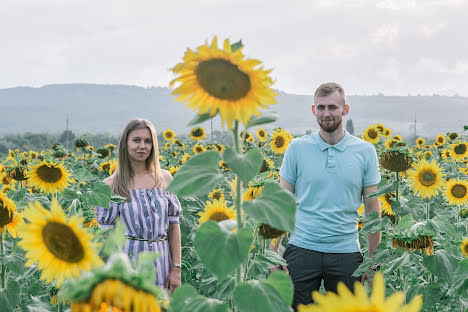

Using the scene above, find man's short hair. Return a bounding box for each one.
[314,82,346,105]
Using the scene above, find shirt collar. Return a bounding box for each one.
[314,129,350,152]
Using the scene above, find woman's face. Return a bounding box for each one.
[127,127,153,162]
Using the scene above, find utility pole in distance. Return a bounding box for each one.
[66,113,69,150]
[413,112,417,140]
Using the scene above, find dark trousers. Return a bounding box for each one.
[283,244,363,311]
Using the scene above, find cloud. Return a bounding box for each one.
[419,23,446,38]
[371,23,399,46]
[416,58,468,75]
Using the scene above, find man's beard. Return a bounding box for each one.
[318,117,342,133]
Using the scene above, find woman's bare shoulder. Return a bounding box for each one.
[161,169,173,188]
[103,175,115,188]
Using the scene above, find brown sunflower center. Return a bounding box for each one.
[464,244,468,253]
[196,147,203,153]
[209,212,230,222]
[212,192,222,200]
[258,130,265,137]
[451,184,467,199]
[102,164,110,171]
[448,133,459,140]
[384,193,395,205]
[166,132,173,138]
[192,128,204,137]
[275,136,285,148]
[36,165,63,183]
[196,58,251,101]
[0,203,13,227]
[368,129,378,139]
[417,139,423,145]
[419,170,436,187]
[42,221,84,263]
[175,140,183,147]
[454,144,467,155]
[438,137,444,143]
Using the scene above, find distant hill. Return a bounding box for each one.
[1,84,467,139]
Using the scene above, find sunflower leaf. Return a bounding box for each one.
[362,211,391,233]
[233,280,291,312]
[245,113,278,129]
[368,180,399,198]
[423,247,461,284]
[223,147,263,185]
[231,40,243,52]
[187,112,214,127]
[194,220,253,280]
[81,182,111,208]
[448,259,468,296]
[242,182,296,232]
[265,271,294,306]
[73,167,94,183]
[168,285,198,312]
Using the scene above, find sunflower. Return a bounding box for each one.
[0,172,12,186]
[219,160,230,171]
[189,127,206,141]
[298,272,422,312]
[99,161,111,172]
[198,199,236,225]
[259,224,285,239]
[423,151,432,159]
[374,123,385,133]
[216,144,225,153]
[208,188,225,201]
[435,134,446,146]
[242,185,263,201]
[70,279,161,312]
[109,160,118,175]
[173,139,185,150]
[392,235,434,256]
[26,160,73,195]
[443,179,468,206]
[447,132,459,142]
[17,198,102,287]
[162,142,171,151]
[168,166,179,176]
[162,129,175,142]
[392,135,403,141]
[441,149,452,160]
[416,138,425,147]
[449,141,468,161]
[407,159,445,199]
[380,151,412,172]
[362,126,380,144]
[267,170,280,180]
[0,192,22,238]
[170,37,278,129]
[260,157,275,173]
[270,131,290,154]
[240,131,254,143]
[382,128,392,138]
[461,238,468,258]
[378,193,396,223]
[192,144,206,154]
[9,166,27,181]
[256,128,268,142]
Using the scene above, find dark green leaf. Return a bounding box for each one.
[223,148,263,185]
[233,280,291,312]
[362,211,391,233]
[245,113,278,129]
[187,112,214,127]
[168,284,198,312]
[194,221,253,279]
[448,259,468,296]
[231,40,243,53]
[243,182,296,232]
[182,297,229,312]
[6,279,21,309]
[265,271,294,306]
[383,253,410,275]
[82,182,112,208]
[73,168,94,183]
[368,181,399,198]
[352,257,374,277]
[423,248,461,284]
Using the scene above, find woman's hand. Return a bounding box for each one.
[165,267,181,294]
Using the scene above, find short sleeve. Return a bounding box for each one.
[279,141,297,185]
[167,193,182,224]
[95,203,120,229]
[363,145,381,187]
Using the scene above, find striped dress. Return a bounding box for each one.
[95,188,182,287]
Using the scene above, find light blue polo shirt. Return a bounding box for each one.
[280,130,381,253]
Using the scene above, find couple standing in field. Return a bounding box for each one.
[94,82,381,311]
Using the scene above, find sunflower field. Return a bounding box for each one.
[0,37,467,312]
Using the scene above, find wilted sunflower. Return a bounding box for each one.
[380,151,412,172]
[104,144,116,152]
[193,144,206,154]
[378,193,396,223]
[461,238,468,257]
[162,129,176,141]
[208,188,225,201]
[17,198,102,287]
[0,192,22,238]
[173,139,185,149]
[9,165,27,182]
[407,159,445,199]
[435,134,446,146]
[26,160,73,195]
[243,185,263,201]
[416,138,425,146]
[444,179,468,206]
[259,224,285,239]
[256,128,268,142]
[198,199,236,225]
[447,132,459,142]
[170,37,278,129]
[449,141,468,161]
[392,235,434,256]
[96,147,111,159]
[189,127,206,141]
[362,126,380,144]
[298,272,422,312]
[75,138,89,149]
[270,131,290,154]
[168,166,180,176]
[70,279,161,312]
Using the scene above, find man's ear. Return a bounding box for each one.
[343,104,350,116]
[312,105,316,115]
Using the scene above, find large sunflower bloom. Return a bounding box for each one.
[198,199,236,225]
[17,198,102,287]
[449,141,468,161]
[162,129,176,141]
[407,159,445,199]
[298,272,422,312]
[362,126,380,144]
[189,127,206,141]
[170,37,278,129]
[444,179,468,206]
[26,160,73,195]
[0,192,22,238]
[270,131,291,154]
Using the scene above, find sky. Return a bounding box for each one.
[2,0,468,96]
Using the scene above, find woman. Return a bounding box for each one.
[95,118,182,294]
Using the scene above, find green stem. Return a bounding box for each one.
[233,121,244,284]
[1,232,5,289]
[395,172,400,201]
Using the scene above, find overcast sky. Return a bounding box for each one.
[2,0,468,96]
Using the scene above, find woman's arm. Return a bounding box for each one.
[165,223,182,294]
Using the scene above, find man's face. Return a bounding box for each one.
[312,91,349,133]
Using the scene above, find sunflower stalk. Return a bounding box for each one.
[1,232,4,289]
[395,172,400,201]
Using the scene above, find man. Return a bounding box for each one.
[273,82,381,310]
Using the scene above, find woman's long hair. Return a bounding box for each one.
[112,118,162,200]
